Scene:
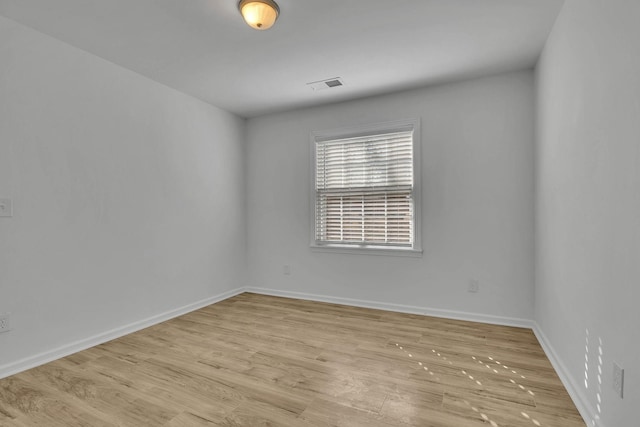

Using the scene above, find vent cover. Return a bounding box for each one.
[307,77,344,91]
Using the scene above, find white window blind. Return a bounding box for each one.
[314,129,415,248]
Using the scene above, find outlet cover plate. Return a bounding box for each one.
[613,362,624,398]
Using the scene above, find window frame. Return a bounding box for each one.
[309,118,422,256]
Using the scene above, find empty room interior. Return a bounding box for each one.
[0,0,638,426]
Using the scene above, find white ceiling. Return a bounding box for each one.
[0,0,564,118]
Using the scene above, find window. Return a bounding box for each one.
[311,119,421,255]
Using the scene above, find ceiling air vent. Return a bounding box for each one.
[307,77,344,91]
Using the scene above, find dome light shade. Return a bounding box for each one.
[238,0,280,30]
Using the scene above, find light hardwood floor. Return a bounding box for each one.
[0,293,585,427]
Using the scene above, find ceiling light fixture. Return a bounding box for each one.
[238,0,280,30]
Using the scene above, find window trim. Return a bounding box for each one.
[309,118,422,256]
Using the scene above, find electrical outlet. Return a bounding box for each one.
[283,265,291,275]
[0,314,11,333]
[613,362,624,398]
[468,279,479,293]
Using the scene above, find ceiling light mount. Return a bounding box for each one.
[238,0,280,30]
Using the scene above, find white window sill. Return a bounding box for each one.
[310,244,423,258]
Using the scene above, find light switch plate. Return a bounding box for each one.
[0,314,11,333]
[0,198,12,217]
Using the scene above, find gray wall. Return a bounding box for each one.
[0,16,246,373]
[246,71,536,324]
[535,1,640,425]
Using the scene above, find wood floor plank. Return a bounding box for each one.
[0,293,585,426]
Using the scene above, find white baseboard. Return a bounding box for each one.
[0,287,245,380]
[533,322,602,427]
[244,286,533,328]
